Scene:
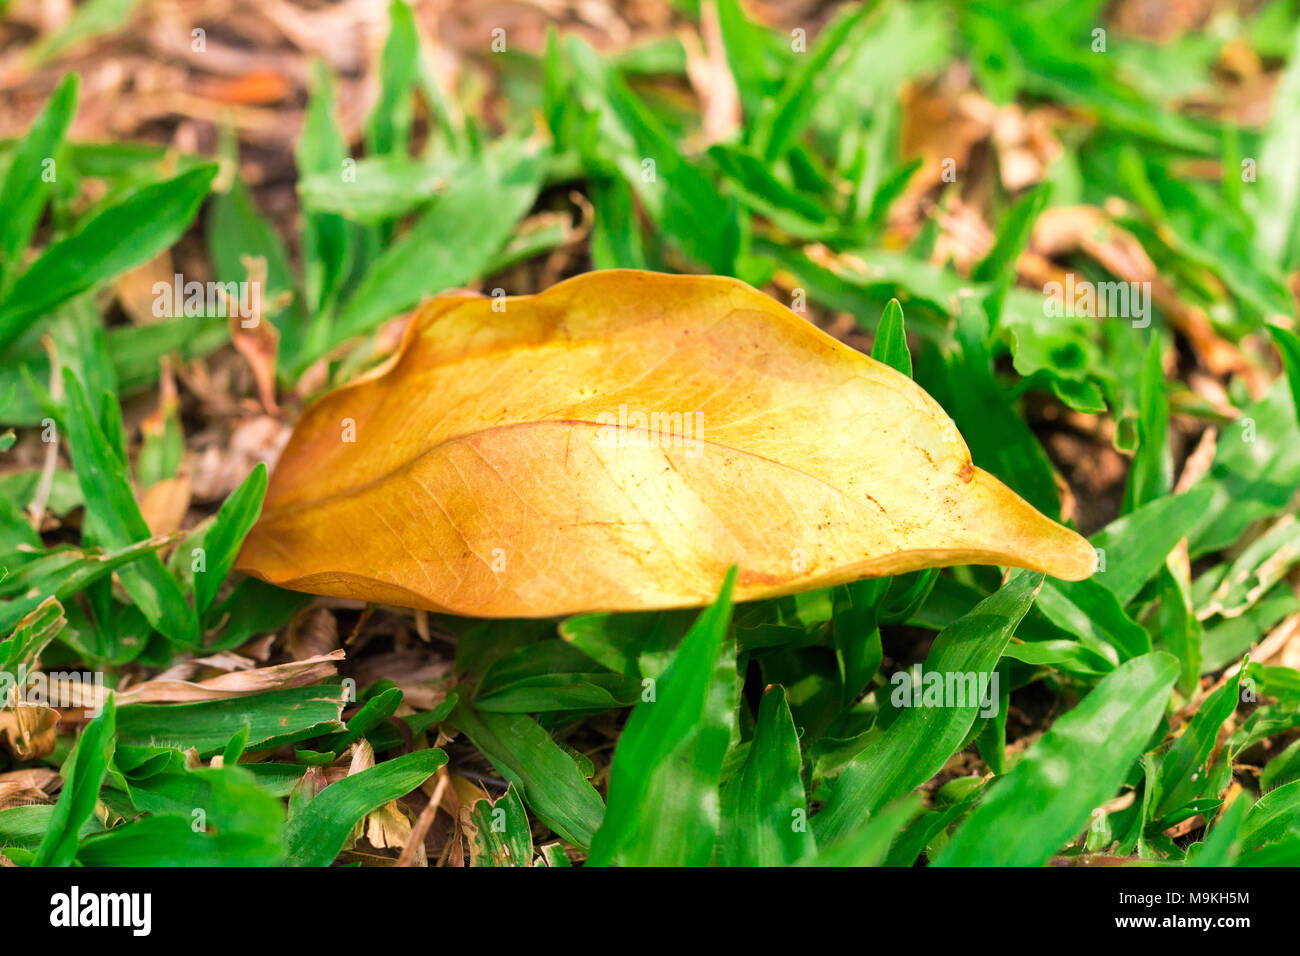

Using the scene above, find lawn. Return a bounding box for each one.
[2,0,1300,870]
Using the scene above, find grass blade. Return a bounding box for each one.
[721,685,815,866]
[810,795,921,867]
[936,652,1178,866]
[329,147,542,357]
[1091,486,1214,606]
[35,695,117,866]
[463,785,532,867]
[450,704,605,849]
[1255,24,1300,269]
[1155,667,1241,819]
[61,369,198,645]
[588,568,738,866]
[0,73,77,292]
[813,570,1042,844]
[194,463,267,616]
[1269,324,1300,432]
[364,0,419,158]
[283,748,446,866]
[0,165,217,349]
[1242,777,1300,849]
[1121,337,1171,513]
[115,685,345,757]
[870,298,912,378]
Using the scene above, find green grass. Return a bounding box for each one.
[4,0,1300,866]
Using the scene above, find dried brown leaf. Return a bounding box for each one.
[114,649,344,705]
[0,705,59,760]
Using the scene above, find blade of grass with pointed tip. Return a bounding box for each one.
[317,686,402,756]
[752,3,876,162]
[721,685,815,866]
[831,577,888,704]
[194,463,267,616]
[1035,576,1149,662]
[283,748,445,865]
[61,369,197,645]
[449,704,604,849]
[223,723,250,766]
[560,608,695,678]
[589,175,648,270]
[1121,337,1171,514]
[0,538,173,636]
[608,618,738,866]
[34,695,116,867]
[813,570,1043,845]
[1155,666,1241,819]
[936,652,1178,866]
[297,155,449,223]
[365,0,419,158]
[1189,383,1300,557]
[871,298,911,378]
[942,297,1061,520]
[588,568,737,866]
[884,782,985,867]
[297,59,354,328]
[0,74,77,292]
[1159,564,1203,697]
[715,0,776,120]
[327,146,543,358]
[971,185,1049,286]
[474,673,641,713]
[0,165,217,349]
[566,38,741,275]
[1262,737,1300,792]
[1255,24,1300,270]
[26,0,139,66]
[1186,796,1250,867]
[1091,486,1215,606]
[708,144,832,240]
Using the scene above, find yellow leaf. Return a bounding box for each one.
[237,270,1095,617]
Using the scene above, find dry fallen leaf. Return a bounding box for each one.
[193,67,293,106]
[0,705,59,760]
[139,474,192,537]
[114,248,175,325]
[226,254,283,416]
[287,606,340,661]
[237,270,1095,617]
[900,82,993,200]
[991,104,1065,192]
[114,650,344,705]
[0,767,60,810]
[189,414,291,502]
